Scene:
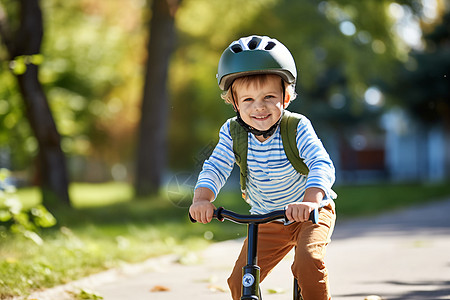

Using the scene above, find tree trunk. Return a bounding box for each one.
[17,66,71,208]
[135,0,180,197]
[0,0,70,207]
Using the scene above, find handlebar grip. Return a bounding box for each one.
[188,212,197,223]
[189,207,224,223]
[214,207,224,221]
[309,208,319,224]
[284,208,318,225]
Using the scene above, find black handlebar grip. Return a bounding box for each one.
[188,212,197,223]
[309,208,319,224]
[214,207,224,222]
[189,207,224,223]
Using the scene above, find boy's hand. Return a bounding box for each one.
[285,187,324,222]
[189,187,216,224]
[285,202,319,223]
[189,200,216,224]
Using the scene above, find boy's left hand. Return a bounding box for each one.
[285,187,324,222]
[285,202,319,223]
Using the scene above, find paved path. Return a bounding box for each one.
[27,199,450,300]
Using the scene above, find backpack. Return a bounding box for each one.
[230,110,309,194]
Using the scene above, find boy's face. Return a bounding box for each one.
[235,75,285,134]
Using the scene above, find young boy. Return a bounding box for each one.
[189,35,336,300]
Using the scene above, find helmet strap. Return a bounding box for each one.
[235,111,283,138]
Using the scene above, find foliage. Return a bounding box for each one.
[169,0,279,169]
[168,0,424,170]
[1,0,447,180]
[388,11,450,124]
[40,0,145,162]
[8,54,44,76]
[0,169,56,245]
[0,182,218,298]
[0,0,145,179]
[0,1,39,170]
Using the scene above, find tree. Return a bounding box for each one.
[390,11,450,125]
[0,0,70,207]
[135,0,181,196]
[167,0,420,170]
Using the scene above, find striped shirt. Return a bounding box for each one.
[195,115,335,214]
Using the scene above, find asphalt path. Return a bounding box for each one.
[25,198,450,300]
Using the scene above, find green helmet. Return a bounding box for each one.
[217,35,297,91]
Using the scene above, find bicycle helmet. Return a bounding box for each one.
[217,35,297,91]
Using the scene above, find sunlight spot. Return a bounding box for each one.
[364,87,384,107]
[339,21,356,36]
[422,0,438,22]
[388,3,404,19]
[204,231,214,240]
[372,40,386,54]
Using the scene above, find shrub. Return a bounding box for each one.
[0,168,56,245]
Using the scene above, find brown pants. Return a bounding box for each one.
[227,203,336,300]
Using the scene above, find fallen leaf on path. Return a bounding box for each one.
[150,285,171,292]
[266,287,286,294]
[67,289,104,299]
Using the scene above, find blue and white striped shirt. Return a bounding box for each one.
[195,115,335,214]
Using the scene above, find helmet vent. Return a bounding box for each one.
[265,41,276,50]
[231,44,243,53]
[248,37,261,50]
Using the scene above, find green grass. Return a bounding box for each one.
[333,181,450,217]
[16,182,134,209]
[0,183,248,299]
[1,181,450,299]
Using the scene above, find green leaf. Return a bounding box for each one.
[13,212,34,231]
[5,198,22,215]
[73,289,104,300]
[10,57,27,75]
[31,205,57,228]
[266,287,286,294]
[23,230,44,246]
[30,54,44,65]
[0,210,12,222]
[0,168,11,182]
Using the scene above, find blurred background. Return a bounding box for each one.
[0,0,449,205]
[1,1,450,297]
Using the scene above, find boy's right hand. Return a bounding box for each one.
[189,200,216,224]
[189,187,216,224]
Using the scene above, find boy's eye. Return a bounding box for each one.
[264,95,275,100]
[243,98,253,102]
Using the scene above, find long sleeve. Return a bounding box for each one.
[194,120,236,198]
[296,117,336,200]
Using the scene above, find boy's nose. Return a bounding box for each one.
[254,100,266,110]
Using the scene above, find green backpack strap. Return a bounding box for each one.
[280,111,309,176]
[230,111,309,196]
[231,112,336,200]
[229,117,248,192]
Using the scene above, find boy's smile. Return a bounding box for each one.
[235,75,286,141]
